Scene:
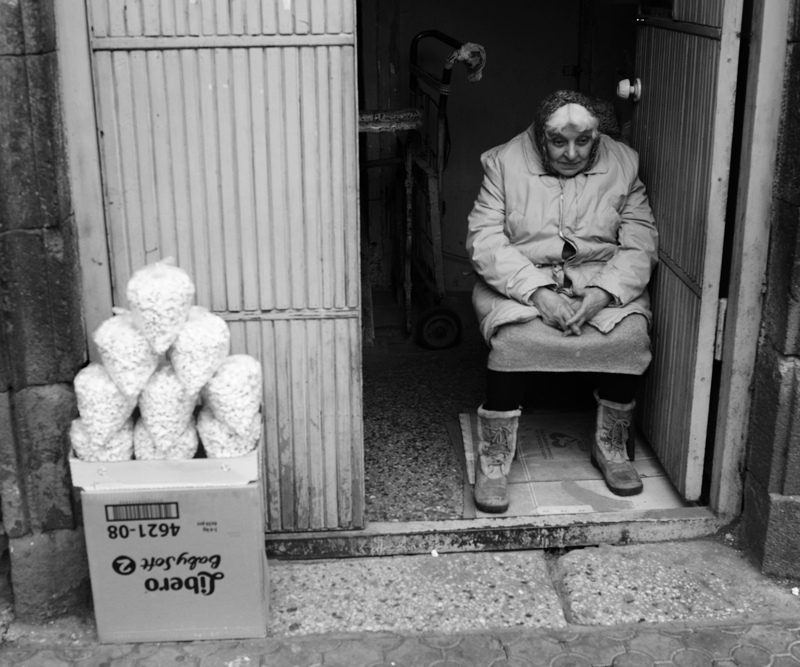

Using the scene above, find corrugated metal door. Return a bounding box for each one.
[86,0,363,531]
[633,0,742,500]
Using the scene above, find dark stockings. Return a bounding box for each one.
[483,369,639,412]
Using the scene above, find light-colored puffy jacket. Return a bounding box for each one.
[466,127,658,343]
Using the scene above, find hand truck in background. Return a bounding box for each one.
[358,30,486,349]
[403,30,486,349]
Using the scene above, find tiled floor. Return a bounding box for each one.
[363,296,691,523]
[456,411,688,519]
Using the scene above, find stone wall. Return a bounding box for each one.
[0,0,90,619]
[740,0,800,579]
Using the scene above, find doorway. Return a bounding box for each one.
[59,0,753,547]
[357,0,737,527]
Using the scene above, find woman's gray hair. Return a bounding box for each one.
[533,90,604,176]
[544,103,600,139]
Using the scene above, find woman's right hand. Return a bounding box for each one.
[530,288,582,336]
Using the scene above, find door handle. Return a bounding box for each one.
[617,78,642,102]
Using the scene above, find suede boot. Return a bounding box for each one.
[591,390,642,496]
[474,405,521,513]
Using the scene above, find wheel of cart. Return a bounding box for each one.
[400,30,486,349]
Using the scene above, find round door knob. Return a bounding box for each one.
[617,78,642,102]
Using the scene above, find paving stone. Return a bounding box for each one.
[51,644,99,661]
[322,639,385,666]
[356,635,408,653]
[384,636,445,666]
[567,633,626,664]
[69,644,143,666]
[199,645,273,667]
[8,624,800,667]
[428,658,472,667]
[181,641,224,658]
[771,656,800,667]
[739,624,800,652]
[730,645,773,667]
[558,542,800,627]
[551,655,592,667]
[13,649,71,666]
[440,635,507,665]
[268,552,564,637]
[611,652,655,667]
[125,645,165,660]
[544,628,581,643]
[136,645,198,665]
[422,636,464,650]
[504,635,565,666]
[284,637,343,654]
[671,648,715,667]
[3,544,800,667]
[604,627,638,641]
[626,631,685,661]
[679,628,742,657]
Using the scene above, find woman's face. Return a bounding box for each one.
[544,126,595,177]
[543,103,598,177]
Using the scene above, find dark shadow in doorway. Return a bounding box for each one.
[361,302,487,523]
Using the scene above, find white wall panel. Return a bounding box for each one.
[90,0,354,37]
[89,0,363,531]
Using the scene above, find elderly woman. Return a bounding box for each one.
[466,90,658,513]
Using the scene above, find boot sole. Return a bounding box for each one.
[474,500,510,514]
[590,456,643,497]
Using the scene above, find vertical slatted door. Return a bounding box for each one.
[632,0,742,500]
[87,0,363,531]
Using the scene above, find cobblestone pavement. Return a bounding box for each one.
[3,620,800,666]
[4,539,800,666]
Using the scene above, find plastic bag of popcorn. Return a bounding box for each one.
[138,364,196,445]
[168,306,231,396]
[126,258,196,354]
[93,309,159,400]
[74,363,137,445]
[133,418,199,460]
[197,406,261,458]
[70,416,134,462]
[201,354,262,438]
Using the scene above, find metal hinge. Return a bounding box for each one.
[714,298,728,361]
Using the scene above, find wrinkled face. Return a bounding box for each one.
[544,103,598,177]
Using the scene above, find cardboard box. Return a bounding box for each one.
[70,448,268,643]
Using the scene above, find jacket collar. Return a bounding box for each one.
[523,124,610,177]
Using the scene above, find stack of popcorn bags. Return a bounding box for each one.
[70,258,263,462]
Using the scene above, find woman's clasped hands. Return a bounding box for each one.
[530,286,612,336]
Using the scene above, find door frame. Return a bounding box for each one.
[55,0,787,543]
[709,0,791,520]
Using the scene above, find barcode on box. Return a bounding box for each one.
[105,503,179,522]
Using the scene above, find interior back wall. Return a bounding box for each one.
[359,1,581,296]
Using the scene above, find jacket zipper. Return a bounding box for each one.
[558,177,577,264]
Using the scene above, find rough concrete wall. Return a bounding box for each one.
[741,0,800,578]
[0,0,90,619]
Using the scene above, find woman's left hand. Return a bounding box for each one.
[564,287,613,335]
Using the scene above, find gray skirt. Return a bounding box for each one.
[488,313,652,375]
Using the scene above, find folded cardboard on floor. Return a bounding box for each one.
[70,447,268,643]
